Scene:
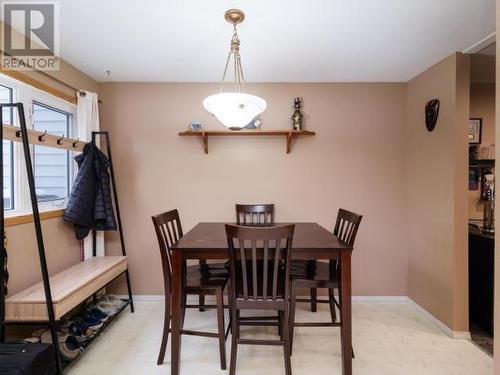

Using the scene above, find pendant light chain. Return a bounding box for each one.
[219,25,245,94]
[203,9,267,130]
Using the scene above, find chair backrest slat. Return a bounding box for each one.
[226,224,294,306]
[334,208,363,246]
[272,239,281,301]
[236,204,275,226]
[252,240,258,300]
[152,209,184,289]
[238,240,249,300]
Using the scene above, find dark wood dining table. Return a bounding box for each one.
[170,222,353,375]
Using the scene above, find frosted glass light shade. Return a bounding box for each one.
[203,92,267,129]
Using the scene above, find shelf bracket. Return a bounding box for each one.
[286,132,293,154]
[202,131,208,154]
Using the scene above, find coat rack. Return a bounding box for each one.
[0,103,134,374]
[3,124,86,152]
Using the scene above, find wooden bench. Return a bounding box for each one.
[5,256,128,322]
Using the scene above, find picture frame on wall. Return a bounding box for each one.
[468,118,482,144]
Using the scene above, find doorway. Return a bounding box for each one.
[468,43,496,355]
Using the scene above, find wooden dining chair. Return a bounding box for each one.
[288,208,362,356]
[152,209,229,369]
[235,204,275,226]
[225,224,295,375]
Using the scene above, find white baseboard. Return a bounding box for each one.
[407,298,471,340]
[119,295,408,303]
[351,296,408,302]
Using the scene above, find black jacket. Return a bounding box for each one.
[64,142,117,239]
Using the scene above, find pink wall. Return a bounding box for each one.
[406,53,470,332]
[7,218,81,295]
[98,82,409,297]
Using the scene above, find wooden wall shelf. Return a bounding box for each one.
[178,130,316,154]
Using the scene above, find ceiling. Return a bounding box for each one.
[36,0,500,82]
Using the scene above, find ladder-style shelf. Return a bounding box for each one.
[178,129,316,154]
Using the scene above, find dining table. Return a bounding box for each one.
[170,222,353,375]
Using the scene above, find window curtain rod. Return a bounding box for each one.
[0,49,101,103]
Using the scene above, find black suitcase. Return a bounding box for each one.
[0,343,56,375]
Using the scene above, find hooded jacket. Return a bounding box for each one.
[64,142,117,239]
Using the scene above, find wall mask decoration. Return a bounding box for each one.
[425,99,440,132]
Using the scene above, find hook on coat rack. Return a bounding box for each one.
[56,134,64,145]
[15,129,21,138]
[38,130,47,142]
[72,137,79,148]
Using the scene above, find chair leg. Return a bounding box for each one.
[289,284,297,356]
[278,311,283,339]
[227,282,233,337]
[181,294,187,329]
[283,306,292,375]
[229,306,238,375]
[328,288,337,323]
[215,288,227,370]
[157,293,171,365]
[199,295,206,312]
[310,288,317,312]
[236,310,241,339]
[335,282,354,359]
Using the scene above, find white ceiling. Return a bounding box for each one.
[53,0,497,82]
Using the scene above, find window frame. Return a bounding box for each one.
[0,84,15,211]
[0,73,77,217]
[32,100,72,204]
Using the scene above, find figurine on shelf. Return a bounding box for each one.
[190,121,203,131]
[244,116,262,130]
[291,97,303,131]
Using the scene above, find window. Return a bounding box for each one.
[0,73,77,215]
[33,102,71,202]
[0,85,14,210]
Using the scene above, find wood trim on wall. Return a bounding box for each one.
[5,209,65,227]
[3,124,86,152]
[0,69,77,104]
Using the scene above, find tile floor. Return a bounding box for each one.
[66,300,492,375]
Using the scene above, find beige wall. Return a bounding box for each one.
[98,82,409,297]
[3,50,475,338]
[6,218,81,295]
[471,54,496,84]
[4,58,98,296]
[469,82,496,221]
[407,53,470,331]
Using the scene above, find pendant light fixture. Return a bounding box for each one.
[203,9,267,130]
